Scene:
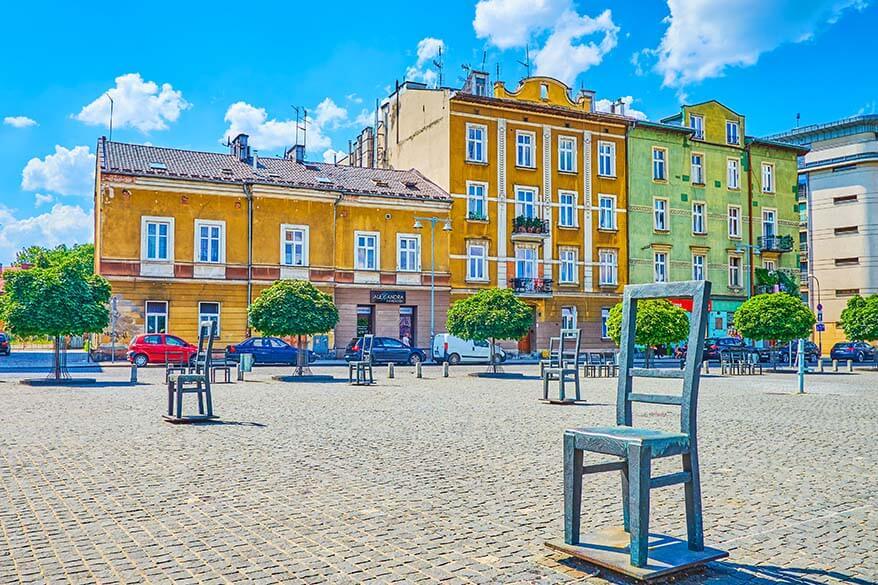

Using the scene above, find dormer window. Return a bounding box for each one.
[474,74,487,96]
[540,83,549,100]
[148,162,168,170]
[689,114,704,140]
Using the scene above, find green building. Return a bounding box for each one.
[626,100,804,337]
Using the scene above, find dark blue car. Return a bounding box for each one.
[225,337,317,365]
[829,341,877,363]
[344,337,426,365]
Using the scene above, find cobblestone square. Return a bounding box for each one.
[0,365,875,584]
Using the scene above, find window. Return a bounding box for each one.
[515,246,538,279]
[762,209,777,237]
[835,257,860,267]
[762,163,774,193]
[728,206,741,238]
[466,182,488,220]
[653,198,669,231]
[833,194,858,205]
[540,83,549,100]
[600,308,610,339]
[689,114,704,140]
[516,131,535,168]
[195,220,225,264]
[559,248,577,284]
[692,202,706,234]
[598,195,616,230]
[599,249,618,286]
[692,254,706,280]
[691,153,704,184]
[598,141,616,177]
[145,301,168,334]
[397,235,420,272]
[558,136,576,172]
[466,124,487,163]
[198,302,220,335]
[652,147,667,180]
[467,242,487,281]
[727,158,740,189]
[654,251,668,282]
[763,259,776,271]
[515,187,538,218]
[726,120,740,145]
[558,191,576,227]
[144,218,171,261]
[728,256,742,288]
[355,232,379,270]
[834,226,859,236]
[281,225,308,266]
[561,307,577,330]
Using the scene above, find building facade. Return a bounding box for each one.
[352,75,629,353]
[95,136,451,355]
[629,101,803,337]
[766,114,878,347]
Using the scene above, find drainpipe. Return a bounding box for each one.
[745,142,754,298]
[244,182,254,336]
[331,192,344,357]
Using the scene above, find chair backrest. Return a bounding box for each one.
[559,329,581,366]
[547,336,561,366]
[361,334,374,361]
[194,321,215,374]
[615,280,711,437]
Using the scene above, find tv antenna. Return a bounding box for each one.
[517,45,531,77]
[105,93,114,141]
[432,46,444,87]
[292,106,308,152]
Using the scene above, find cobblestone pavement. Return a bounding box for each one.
[0,365,875,584]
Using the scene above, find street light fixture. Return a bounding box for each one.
[413,216,451,359]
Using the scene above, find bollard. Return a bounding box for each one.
[818,360,824,373]
[832,359,838,372]
[129,365,138,384]
[388,363,395,379]
[237,362,244,381]
[416,361,423,378]
[703,360,710,375]
[848,359,853,372]
[443,362,449,377]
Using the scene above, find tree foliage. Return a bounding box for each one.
[446,288,533,343]
[605,299,690,348]
[248,280,339,337]
[733,293,815,343]
[839,294,878,341]
[14,244,95,276]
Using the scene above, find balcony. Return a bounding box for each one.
[511,216,550,241]
[757,235,794,253]
[509,277,553,295]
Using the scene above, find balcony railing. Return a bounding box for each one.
[757,235,794,253]
[511,216,550,237]
[509,277,552,294]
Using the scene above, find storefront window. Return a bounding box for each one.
[356,305,374,337]
[399,306,416,346]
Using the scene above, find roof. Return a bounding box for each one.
[631,120,695,135]
[451,92,632,126]
[98,138,449,202]
[745,136,809,155]
[763,114,878,145]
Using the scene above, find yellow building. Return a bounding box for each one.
[352,74,630,352]
[95,136,451,355]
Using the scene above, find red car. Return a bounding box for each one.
[127,333,197,367]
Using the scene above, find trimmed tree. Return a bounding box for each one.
[734,293,815,350]
[839,294,878,343]
[446,288,533,373]
[605,299,689,367]
[248,280,339,376]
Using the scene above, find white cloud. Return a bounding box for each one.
[346,93,363,104]
[34,193,54,207]
[406,37,445,87]
[474,0,568,49]
[21,145,95,197]
[313,98,348,130]
[353,109,375,128]
[533,9,618,85]
[322,149,345,164]
[3,116,37,128]
[645,0,869,88]
[0,204,93,263]
[595,96,648,120]
[74,73,189,132]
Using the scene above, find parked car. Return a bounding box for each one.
[127,333,197,367]
[89,343,128,362]
[829,341,877,363]
[344,337,426,365]
[758,341,820,364]
[225,337,317,365]
[432,333,506,365]
[0,333,10,356]
[703,337,758,361]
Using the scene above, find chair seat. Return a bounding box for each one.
[168,374,207,384]
[566,426,690,458]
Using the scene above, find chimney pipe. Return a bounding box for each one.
[252,150,258,170]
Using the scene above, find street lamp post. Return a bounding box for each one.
[414,216,452,361]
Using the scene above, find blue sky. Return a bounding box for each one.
[1,0,875,264]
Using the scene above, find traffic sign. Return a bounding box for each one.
[817,311,823,321]
[816,323,825,332]
[817,303,823,311]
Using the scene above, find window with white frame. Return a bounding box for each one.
[692,202,706,234]
[466,124,486,163]
[762,209,777,238]
[559,248,577,284]
[654,198,669,231]
[558,191,576,227]
[516,131,535,168]
[466,182,488,220]
[728,206,741,238]
[599,249,618,286]
[598,195,616,230]
[515,246,538,279]
[467,242,487,281]
[600,308,610,339]
[654,251,668,282]
[728,256,742,287]
[515,187,538,218]
[280,225,308,266]
[652,147,667,180]
[763,259,776,271]
[598,141,616,177]
[727,158,740,189]
[355,232,379,270]
[143,217,172,261]
[195,220,225,264]
[397,234,420,272]
[198,302,220,335]
[691,153,704,184]
[689,114,704,140]
[726,120,740,145]
[762,163,775,193]
[558,136,576,172]
[692,254,706,280]
[561,306,577,330]
[145,301,168,334]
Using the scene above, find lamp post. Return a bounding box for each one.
[414,216,452,360]
[808,273,823,355]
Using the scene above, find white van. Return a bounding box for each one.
[432,334,506,364]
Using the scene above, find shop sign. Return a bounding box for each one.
[370,290,406,304]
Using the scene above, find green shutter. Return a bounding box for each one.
[682,174,690,182]
[753,201,759,207]
[681,193,688,202]
[714,180,722,188]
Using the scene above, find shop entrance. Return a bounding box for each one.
[517,305,537,355]
[399,306,417,346]
[356,305,374,337]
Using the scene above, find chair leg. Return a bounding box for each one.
[542,373,549,400]
[682,450,705,551]
[197,382,205,415]
[167,381,174,416]
[563,433,583,545]
[627,444,652,568]
[621,463,630,532]
[559,374,566,402]
[176,386,184,419]
[573,370,581,401]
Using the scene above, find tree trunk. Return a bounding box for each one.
[490,338,497,374]
[53,335,61,380]
[296,334,306,376]
[645,346,653,369]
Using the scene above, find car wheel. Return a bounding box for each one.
[133,354,148,367]
[408,353,422,365]
[447,353,461,365]
[857,351,865,363]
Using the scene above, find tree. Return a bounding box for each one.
[0,260,110,379]
[446,288,533,373]
[15,244,95,276]
[839,294,878,342]
[734,293,815,344]
[248,280,339,375]
[605,299,689,366]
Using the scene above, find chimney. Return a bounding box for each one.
[230,133,251,162]
[252,150,259,170]
[284,144,305,163]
